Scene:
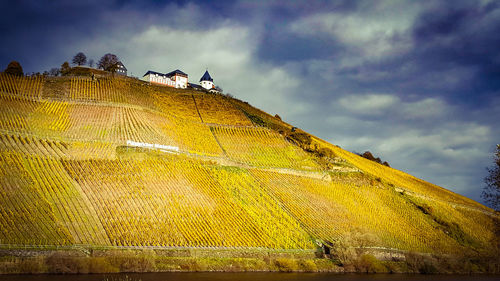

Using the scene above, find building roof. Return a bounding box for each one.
[188,83,204,90]
[143,70,165,77]
[117,61,127,71]
[199,70,213,82]
[166,69,188,77]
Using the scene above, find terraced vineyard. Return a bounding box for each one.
[0,73,497,264]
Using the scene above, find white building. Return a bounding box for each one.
[168,69,188,89]
[141,69,188,89]
[200,70,214,90]
[142,71,174,87]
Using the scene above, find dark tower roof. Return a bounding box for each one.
[199,70,213,82]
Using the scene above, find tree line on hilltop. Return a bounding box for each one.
[2,52,122,77]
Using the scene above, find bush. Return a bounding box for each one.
[89,257,119,273]
[419,260,438,274]
[354,254,388,273]
[300,259,318,272]
[330,228,380,265]
[274,258,298,272]
[179,258,205,271]
[317,147,336,158]
[360,151,390,167]
[106,250,156,272]
[287,132,312,146]
[45,252,89,274]
[405,252,439,274]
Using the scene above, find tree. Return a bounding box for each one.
[72,52,87,66]
[60,61,71,75]
[48,67,60,76]
[483,144,500,211]
[4,61,24,76]
[97,53,119,73]
[360,151,390,167]
[88,59,94,68]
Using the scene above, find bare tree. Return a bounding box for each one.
[72,52,87,66]
[97,53,119,73]
[483,144,500,210]
[3,61,24,76]
[48,68,60,76]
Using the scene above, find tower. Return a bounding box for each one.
[200,70,214,90]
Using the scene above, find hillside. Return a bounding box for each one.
[0,73,498,273]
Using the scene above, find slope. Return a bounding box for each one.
[0,73,497,269]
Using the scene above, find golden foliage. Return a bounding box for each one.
[212,126,320,169]
[194,94,252,126]
[0,73,43,99]
[0,74,496,258]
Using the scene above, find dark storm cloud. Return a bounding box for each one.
[0,0,226,72]
[276,1,500,104]
[411,1,500,104]
[251,0,357,65]
[0,0,114,72]
[258,29,343,64]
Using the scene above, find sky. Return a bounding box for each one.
[1,0,499,205]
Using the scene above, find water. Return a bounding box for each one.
[0,273,498,281]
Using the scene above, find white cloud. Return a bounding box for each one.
[289,1,421,59]
[126,24,253,76]
[338,94,399,115]
[400,98,450,119]
[338,94,450,119]
[376,124,490,154]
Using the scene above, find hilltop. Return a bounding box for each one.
[0,72,498,274]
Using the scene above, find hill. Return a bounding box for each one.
[0,72,498,274]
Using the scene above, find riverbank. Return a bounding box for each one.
[0,247,498,275]
[0,247,338,274]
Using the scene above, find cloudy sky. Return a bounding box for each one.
[1,0,499,205]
